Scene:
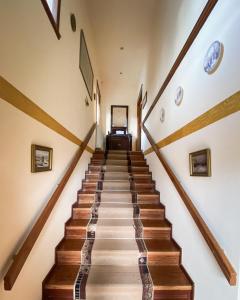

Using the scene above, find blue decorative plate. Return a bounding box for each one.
[174,86,184,106]
[204,41,223,74]
[160,108,165,123]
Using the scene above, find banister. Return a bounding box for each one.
[142,124,237,286]
[4,123,96,290]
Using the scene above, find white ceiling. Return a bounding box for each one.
[85,0,157,101]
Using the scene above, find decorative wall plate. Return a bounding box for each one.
[203,41,223,74]
[160,108,165,123]
[174,86,184,106]
[70,14,76,32]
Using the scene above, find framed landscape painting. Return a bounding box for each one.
[31,145,53,173]
[79,29,94,100]
[189,149,211,177]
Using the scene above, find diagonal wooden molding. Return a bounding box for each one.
[144,91,240,155]
[143,0,218,124]
[0,75,94,153]
[142,123,237,286]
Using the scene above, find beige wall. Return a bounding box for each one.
[141,0,240,299]
[0,0,100,298]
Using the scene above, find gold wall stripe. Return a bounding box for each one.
[0,76,94,153]
[144,91,240,155]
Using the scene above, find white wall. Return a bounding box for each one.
[0,0,100,298]
[141,0,240,299]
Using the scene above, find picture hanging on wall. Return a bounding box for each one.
[203,41,223,74]
[31,145,53,173]
[174,86,184,106]
[189,149,211,177]
[142,91,147,109]
[79,30,94,100]
[160,107,165,123]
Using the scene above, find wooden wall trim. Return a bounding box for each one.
[4,123,97,290]
[143,0,218,124]
[142,124,237,286]
[0,76,94,153]
[144,91,240,155]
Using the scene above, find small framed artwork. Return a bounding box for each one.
[31,145,53,173]
[189,149,211,177]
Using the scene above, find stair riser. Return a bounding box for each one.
[153,290,192,300]
[137,195,160,204]
[65,228,86,239]
[57,251,81,265]
[143,229,171,239]
[148,254,180,266]
[43,289,73,300]
[72,209,91,219]
[140,210,164,219]
[78,193,96,203]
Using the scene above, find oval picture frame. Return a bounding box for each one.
[70,13,76,32]
[203,41,223,74]
[174,86,184,106]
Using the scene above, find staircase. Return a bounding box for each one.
[43,150,193,300]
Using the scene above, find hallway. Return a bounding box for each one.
[0,1,240,300]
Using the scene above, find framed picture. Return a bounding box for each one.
[79,30,94,100]
[189,149,211,177]
[31,145,53,173]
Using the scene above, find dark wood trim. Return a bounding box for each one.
[96,80,101,104]
[143,0,218,124]
[41,0,61,40]
[111,105,128,133]
[142,124,237,286]
[79,30,94,100]
[136,85,143,150]
[4,123,97,290]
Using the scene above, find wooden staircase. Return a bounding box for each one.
[43,150,193,300]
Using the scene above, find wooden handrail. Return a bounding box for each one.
[4,123,96,290]
[142,124,237,286]
[143,0,218,124]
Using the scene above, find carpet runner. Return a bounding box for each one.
[75,151,153,300]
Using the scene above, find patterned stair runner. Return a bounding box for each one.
[76,151,153,300]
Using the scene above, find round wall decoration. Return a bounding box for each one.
[160,107,165,123]
[203,41,223,74]
[70,13,76,32]
[174,86,184,106]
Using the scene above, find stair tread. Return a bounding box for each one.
[149,265,192,290]
[45,265,79,289]
[139,203,164,209]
